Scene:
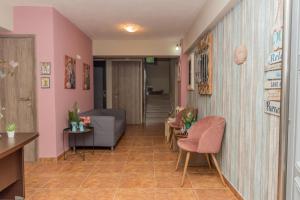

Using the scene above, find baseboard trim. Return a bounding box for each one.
[37,150,67,163]
[224,176,244,200]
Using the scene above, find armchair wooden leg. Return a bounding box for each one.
[168,128,173,143]
[211,154,226,186]
[169,135,173,149]
[181,151,190,187]
[205,153,212,169]
[175,148,183,171]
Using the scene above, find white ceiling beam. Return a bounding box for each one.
[182,0,239,53]
[0,2,13,31]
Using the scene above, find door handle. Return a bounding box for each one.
[18,97,32,101]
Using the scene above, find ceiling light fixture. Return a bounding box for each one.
[122,24,140,33]
[176,44,180,51]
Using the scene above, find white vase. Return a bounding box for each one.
[7,131,15,138]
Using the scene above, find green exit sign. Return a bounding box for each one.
[146,57,155,64]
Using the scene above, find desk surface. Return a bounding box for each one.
[0,132,38,159]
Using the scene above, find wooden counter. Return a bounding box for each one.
[0,132,38,199]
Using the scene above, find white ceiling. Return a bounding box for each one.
[4,0,207,40]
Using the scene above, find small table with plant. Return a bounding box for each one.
[63,126,94,161]
[63,102,94,161]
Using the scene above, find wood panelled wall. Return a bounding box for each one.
[187,0,279,199]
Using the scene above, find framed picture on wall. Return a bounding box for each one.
[187,52,195,90]
[177,60,181,81]
[40,62,51,75]
[41,77,50,89]
[83,63,90,90]
[64,55,76,89]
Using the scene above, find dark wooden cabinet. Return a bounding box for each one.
[0,132,38,199]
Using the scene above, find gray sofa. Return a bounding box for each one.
[69,109,126,150]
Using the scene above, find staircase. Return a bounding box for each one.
[145,95,172,124]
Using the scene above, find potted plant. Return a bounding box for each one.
[68,102,80,131]
[6,123,16,138]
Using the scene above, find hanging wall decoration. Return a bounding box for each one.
[41,77,50,89]
[83,63,90,90]
[264,0,283,117]
[40,62,51,75]
[234,45,248,65]
[64,55,76,89]
[194,32,213,95]
[177,59,181,82]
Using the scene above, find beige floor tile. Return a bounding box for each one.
[92,163,125,175]
[155,189,197,200]
[194,189,237,200]
[59,163,95,176]
[119,174,156,188]
[130,146,154,153]
[43,175,85,188]
[189,174,225,189]
[133,140,154,146]
[128,153,154,162]
[99,153,129,163]
[123,162,154,174]
[74,188,116,200]
[154,152,177,162]
[29,188,77,200]
[81,174,121,188]
[25,176,49,188]
[155,175,192,188]
[115,188,155,200]
[154,161,181,176]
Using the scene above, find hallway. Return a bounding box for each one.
[24,124,237,200]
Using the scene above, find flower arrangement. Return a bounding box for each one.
[68,102,80,124]
[182,109,197,130]
[80,116,91,126]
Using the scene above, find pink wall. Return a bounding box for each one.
[52,9,93,156]
[13,7,57,157]
[180,53,188,106]
[12,6,93,158]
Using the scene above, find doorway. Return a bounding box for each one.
[0,36,37,161]
[94,60,107,109]
[144,58,178,124]
[111,60,143,124]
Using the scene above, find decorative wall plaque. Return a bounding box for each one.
[234,45,248,65]
[195,32,213,95]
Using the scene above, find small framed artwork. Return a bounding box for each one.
[65,55,76,89]
[41,77,50,89]
[40,62,51,75]
[177,60,181,82]
[83,63,90,90]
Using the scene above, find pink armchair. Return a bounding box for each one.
[175,116,226,186]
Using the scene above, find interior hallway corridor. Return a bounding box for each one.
[24,124,237,200]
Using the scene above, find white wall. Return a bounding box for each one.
[182,0,238,52]
[93,39,180,56]
[0,2,13,31]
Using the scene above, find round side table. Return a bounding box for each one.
[62,127,94,161]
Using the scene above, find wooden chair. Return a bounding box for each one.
[175,116,226,186]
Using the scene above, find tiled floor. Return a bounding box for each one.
[25,124,237,200]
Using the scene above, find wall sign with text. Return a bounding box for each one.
[264,101,280,116]
[268,50,282,65]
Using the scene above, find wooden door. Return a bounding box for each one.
[112,61,142,124]
[0,36,37,161]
